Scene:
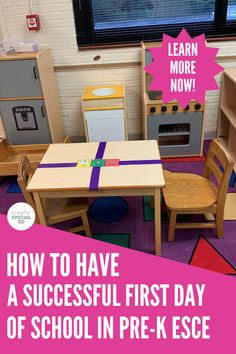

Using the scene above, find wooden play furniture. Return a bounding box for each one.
[81,85,128,142]
[141,42,205,157]
[217,68,236,171]
[0,50,64,145]
[18,156,91,237]
[0,136,71,177]
[26,140,165,255]
[0,138,48,176]
[163,139,234,241]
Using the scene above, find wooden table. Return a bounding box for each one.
[27,140,165,255]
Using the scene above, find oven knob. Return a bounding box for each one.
[161,106,167,112]
[150,107,156,113]
[195,104,201,110]
[184,105,190,111]
[172,105,178,111]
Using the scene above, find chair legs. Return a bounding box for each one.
[167,209,224,240]
[68,212,92,238]
[81,212,92,238]
[150,196,154,208]
[168,210,177,242]
[216,210,224,238]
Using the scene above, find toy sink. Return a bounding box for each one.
[82,85,124,101]
[92,87,116,96]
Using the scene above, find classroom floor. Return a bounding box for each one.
[1,140,236,272]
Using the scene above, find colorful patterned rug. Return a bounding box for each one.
[189,235,236,275]
[1,140,236,273]
[7,180,21,193]
[93,233,130,248]
[89,197,129,223]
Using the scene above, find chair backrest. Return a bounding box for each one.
[203,139,234,207]
[17,156,37,214]
[63,135,71,143]
[0,138,9,162]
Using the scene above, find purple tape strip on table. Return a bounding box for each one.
[38,159,162,169]
[119,159,162,165]
[95,141,107,159]
[38,162,77,168]
[89,142,107,191]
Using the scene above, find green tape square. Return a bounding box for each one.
[91,159,106,167]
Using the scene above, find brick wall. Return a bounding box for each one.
[0,0,236,138]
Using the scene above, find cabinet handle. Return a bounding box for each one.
[33,66,38,79]
[41,105,45,117]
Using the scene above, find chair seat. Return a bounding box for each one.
[17,155,91,237]
[44,198,89,224]
[163,170,217,211]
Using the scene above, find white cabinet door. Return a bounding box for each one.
[85,109,125,142]
[85,109,124,120]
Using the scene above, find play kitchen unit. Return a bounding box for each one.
[81,85,127,142]
[141,42,205,157]
[0,50,64,145]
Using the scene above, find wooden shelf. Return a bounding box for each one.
[217,68,236,172]
[0,96,44,101]
[224,68,236,84]
[218,137,236,172]
[217,136,229,153]
[220,105,236,130]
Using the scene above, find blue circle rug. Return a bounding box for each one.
[89,197,129,223]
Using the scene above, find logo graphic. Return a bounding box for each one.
[144,28,223,108]
[7,202,35,231]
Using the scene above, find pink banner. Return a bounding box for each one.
[0,213,235,354]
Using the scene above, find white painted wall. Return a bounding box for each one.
[0,0,236,138]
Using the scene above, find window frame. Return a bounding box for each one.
[72,0,236,48]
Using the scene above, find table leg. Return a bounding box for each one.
[33,192,47,225]
[154,188,161,256]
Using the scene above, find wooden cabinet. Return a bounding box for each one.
[0,50,64,145]
[217,68,236,170]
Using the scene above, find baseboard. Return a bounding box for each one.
[70,136,87,142]
[70,132,215,142]
[204,131,217,139]
[70,134,142,142]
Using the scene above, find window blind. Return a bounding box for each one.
[72,0,236,47]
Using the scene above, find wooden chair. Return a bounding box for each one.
[17,155,91,237]
[162,139,234,241]
[63,136,71,143]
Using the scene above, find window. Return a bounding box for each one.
[72,0,236,47]
[227,0,236,20]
